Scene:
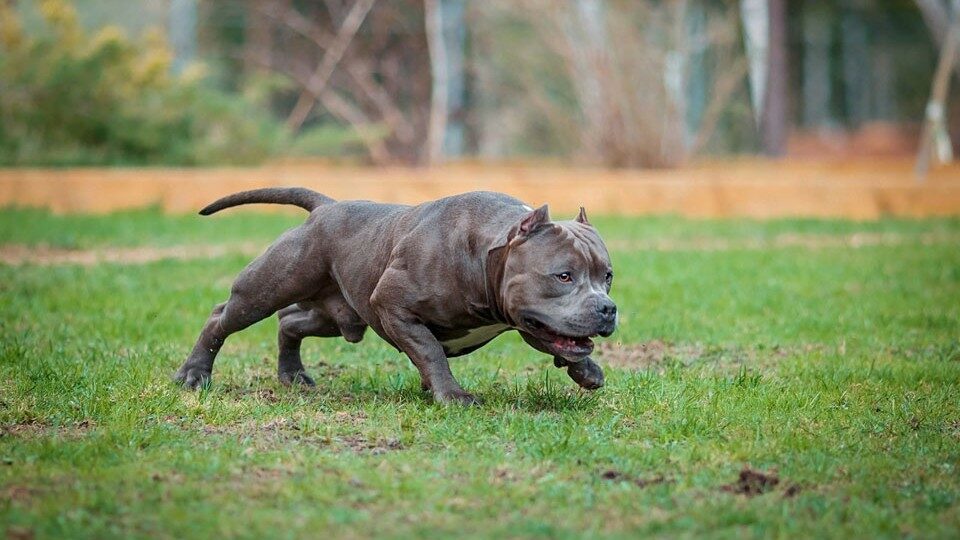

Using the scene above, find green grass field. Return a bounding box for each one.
[2,207,959,539]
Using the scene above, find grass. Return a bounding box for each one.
[1,207,959,538]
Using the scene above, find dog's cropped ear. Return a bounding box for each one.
[575,206,590,225]
[518,204,550,237]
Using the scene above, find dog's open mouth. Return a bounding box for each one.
[523,316,596,358]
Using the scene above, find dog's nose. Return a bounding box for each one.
[598,300,617,320]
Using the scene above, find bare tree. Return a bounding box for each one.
[564,0,610,158]
[285,0,376,132]
[915,0,960,79]
[243,0,273,78]
[474,0,748,167]
[241,0,432,164]
[916,5,960,178]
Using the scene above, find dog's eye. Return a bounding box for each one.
[605,271,613,283]
[556,272,573,283]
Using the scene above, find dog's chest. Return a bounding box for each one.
[438,324,510,355]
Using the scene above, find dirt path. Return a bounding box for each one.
[605,231,960,252]
[1,230,956,266]
[0,242,264,266]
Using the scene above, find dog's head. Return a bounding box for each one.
[490,205,616,361]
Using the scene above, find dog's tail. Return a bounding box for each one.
[199,187,335,215]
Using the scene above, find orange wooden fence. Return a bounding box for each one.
[1,158,958,218]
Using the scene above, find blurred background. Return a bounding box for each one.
[1,0,958,169]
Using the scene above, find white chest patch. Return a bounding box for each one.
[440,324,510,354]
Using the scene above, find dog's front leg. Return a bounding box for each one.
[553,356,605,390]
[519,332,604,390]
[376,310,477,405]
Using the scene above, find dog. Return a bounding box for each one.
[174,188,617,404]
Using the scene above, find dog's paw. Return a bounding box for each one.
[434,389,480,406]
[173,365,212,390]
[566,358,604,390]
[278,370,316,387]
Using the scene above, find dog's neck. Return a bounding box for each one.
[483,227,517,327]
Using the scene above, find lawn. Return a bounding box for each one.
[1,207,959,539]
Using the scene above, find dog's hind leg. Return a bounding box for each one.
[276,295,367,386]
[174,228,323,389]
[276,305,336,387]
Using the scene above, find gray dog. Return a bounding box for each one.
[174,188,617,404]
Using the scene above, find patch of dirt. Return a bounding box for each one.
[197,417,304,446]
[0,485,37,504]
[200,424,225,436]
[216,465,300,499]
[191,414,401,455]
[0,422,45,438]
[5,526,34,540]
[251,388,282,404]
[600,470,626,481]
[339,435,403,455]
[721,467,780,497]
[596,341,826,371]
[259,418,298,432]
[307,361,347,379]
[0,242,262,267]
[595,340,699,369]
[595,340,733,370]
[223,381,319,403]
[332,410,368,426]
[0,420,93,439]
[149,471,186,484]
[600,469,669,489]
[243,466,295,481]
[783,484,803,498]
[491,466,518,485]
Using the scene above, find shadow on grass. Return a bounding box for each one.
[210,365,601,414]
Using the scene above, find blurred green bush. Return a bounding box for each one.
[0,0,288,166]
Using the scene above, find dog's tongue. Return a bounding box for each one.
[554,335,591,349]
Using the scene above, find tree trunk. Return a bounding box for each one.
[441,0,467,158]
[740,0,769,128]
[872,18,898,120]
[841,3,871,127]
[664,0,689,158]
[685,1,708,146]
[801,1,833,128]
[914,0,960,80]
[761,0,788,156]
[169,0,198,75]
[425,0,447,164]
[423,0,467,160]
